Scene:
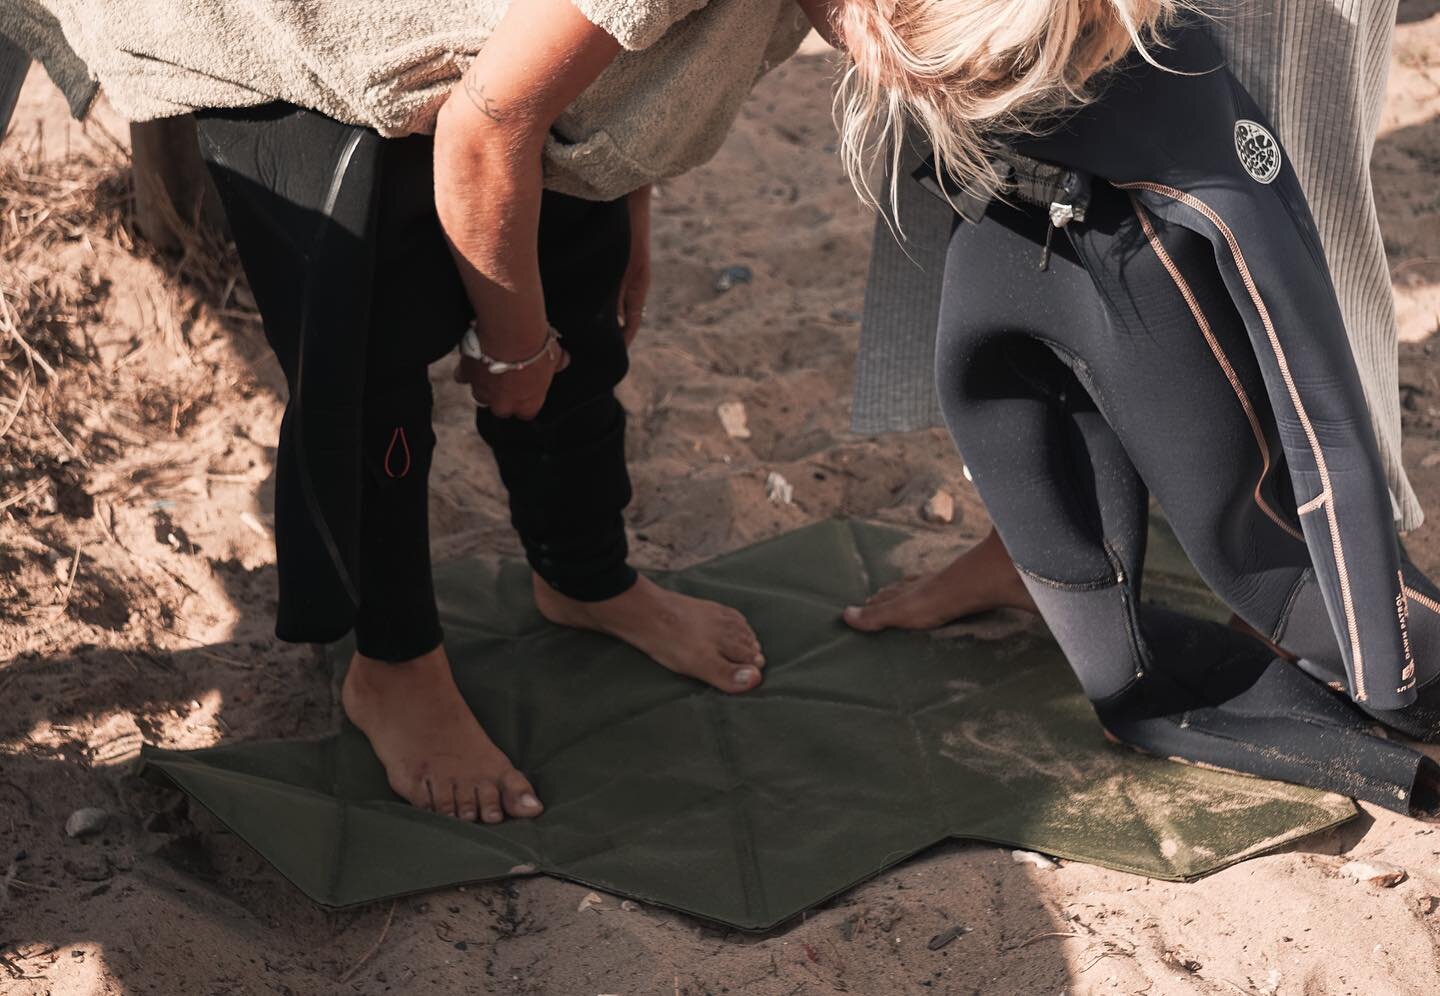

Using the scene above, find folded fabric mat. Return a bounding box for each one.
[142,519,1355,929]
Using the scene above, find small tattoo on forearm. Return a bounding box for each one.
[462,75,505,123]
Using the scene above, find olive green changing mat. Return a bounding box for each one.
[141,519,1355,929]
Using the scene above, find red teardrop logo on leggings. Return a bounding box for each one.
[383,427,411,479]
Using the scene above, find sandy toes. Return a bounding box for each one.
[533,573,766,693]
[341,646,543,823]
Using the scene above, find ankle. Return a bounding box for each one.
[349,645,446,683]
[533,571,642,610]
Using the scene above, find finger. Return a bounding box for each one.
[623,296,643,347]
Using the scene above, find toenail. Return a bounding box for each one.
[520,793,541,810]
[752,653,764,666]
[843,606,861,619]
[733,668,757,688]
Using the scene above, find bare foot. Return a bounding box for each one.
[533,574,765,693]
[842,528,1036,632]
[341,645,543,823]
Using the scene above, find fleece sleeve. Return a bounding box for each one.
[568,0,710,50]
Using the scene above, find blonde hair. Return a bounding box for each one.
[836,0,1188,210]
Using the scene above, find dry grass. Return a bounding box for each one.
[0,133,249,522]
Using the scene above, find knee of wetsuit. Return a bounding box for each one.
[1017,574,1145,703]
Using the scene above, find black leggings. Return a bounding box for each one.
[196,105,635,662]
[937,185,1440,707]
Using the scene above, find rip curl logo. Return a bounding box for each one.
[1235,120,1281,184]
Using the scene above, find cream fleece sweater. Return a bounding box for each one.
[1,0,810,201]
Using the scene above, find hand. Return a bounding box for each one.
[618,185,652,346]
[452,330,570,420]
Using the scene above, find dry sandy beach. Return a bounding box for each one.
[3,7,1440,994]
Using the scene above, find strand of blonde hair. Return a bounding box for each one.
[834,0,1193,217]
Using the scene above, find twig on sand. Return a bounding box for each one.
[197,649,255,670]
[0,289,57,380]
[337,901,396,985]
[1003,930,1082,952]
[41,409,87,465]
[51,543,83,617]
[0,478,47,513]
[97,500,201,596]
[0,372,29,441]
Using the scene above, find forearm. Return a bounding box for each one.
[431,0,621,358]
[434,96,549,356]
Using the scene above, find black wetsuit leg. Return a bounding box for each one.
[198,105,452,662]
[473,194,638,603]
[197,104,638,659]
[934,187,1440,815]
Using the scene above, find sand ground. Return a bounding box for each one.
[3,9,1440,994]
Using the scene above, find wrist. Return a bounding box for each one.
[463,323,561,373]
[474,320,549,359]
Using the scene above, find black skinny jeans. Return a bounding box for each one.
[196,105,636,662]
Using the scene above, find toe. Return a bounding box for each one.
[726,663,762,693]
[718,605,749,628]
[500,770,544,818]
[477,782,504,824]
[842,603,890,632]
[395,775,435,811]
[457,788,480,823]
[720,629,764,666]
[440,779,463,818]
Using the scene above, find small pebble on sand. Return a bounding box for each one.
[765,471,794,505]
[717,401,751,440]
[922,490,955,525]
[1338,859,1407,887]
[65,807,109,839]
[578,892,605,913]
[1011,850,1058,871]
[715,265,753,292]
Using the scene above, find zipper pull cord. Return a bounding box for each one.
[1039,200,1079,272]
